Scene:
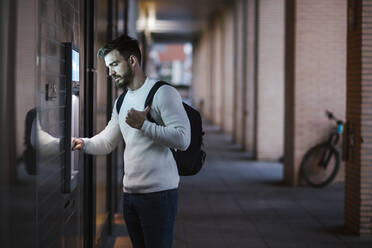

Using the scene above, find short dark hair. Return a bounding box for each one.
[98,34,141,63]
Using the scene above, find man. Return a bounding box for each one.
[72,35,191,248]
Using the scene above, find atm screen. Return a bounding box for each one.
[72,48,79,95]
[72,49,79,82]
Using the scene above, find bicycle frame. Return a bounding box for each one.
[318,111,343,168]
[300,110,344,187]
[329,131,340,146]
[318,132,339,168]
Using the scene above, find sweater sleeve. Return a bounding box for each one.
[81,103,122,155]
[141,85,191,151]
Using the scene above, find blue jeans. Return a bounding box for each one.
[122,188,178,248]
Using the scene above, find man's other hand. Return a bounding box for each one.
[72,137,84,150]
[125,106,151,129]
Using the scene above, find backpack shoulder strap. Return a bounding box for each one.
[116,88,128,115]
[145,81,170,108]
[145,81,170,122]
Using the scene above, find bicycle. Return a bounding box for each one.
[300,110,344,187]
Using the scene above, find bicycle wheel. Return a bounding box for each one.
[300,143,340,187]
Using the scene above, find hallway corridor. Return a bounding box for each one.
[2,1,372,246]
[108,121,372,248]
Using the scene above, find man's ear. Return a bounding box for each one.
[129,55,136,66]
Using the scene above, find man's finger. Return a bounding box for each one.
[71,138,76,149]
[73,143,83,151]
[72,141,78,150]
[73,144,81,151]
[127,111,135,117]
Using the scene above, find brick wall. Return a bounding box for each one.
[223,6,235,134]
[193,0,285,159]
[192,27,212,120]
[244,0,257,153]
[345,0,372,236]
[285,0,296,185]
[213,18,224,127]
[285,0,347,185]
[193,7,235,133]
[233,0,245,145]
[256,0,285,160]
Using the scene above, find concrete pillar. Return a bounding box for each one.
[285,0,347,185]
[345,0,372,236]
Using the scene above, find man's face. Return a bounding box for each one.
[104,49,134,89]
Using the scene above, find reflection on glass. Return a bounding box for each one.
[24,108,61,175]
[63,42,80,193]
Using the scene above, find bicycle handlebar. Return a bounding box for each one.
[325,110,342,123]
[325,110,343,134]
[326,110,334,120]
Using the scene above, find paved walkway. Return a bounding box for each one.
[106,122,372,248]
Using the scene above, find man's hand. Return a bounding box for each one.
[72,137,84,151]
[125,106,151,129]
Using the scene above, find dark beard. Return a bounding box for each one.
[115,65,134,89]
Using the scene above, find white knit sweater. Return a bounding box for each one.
[82,78,191,193]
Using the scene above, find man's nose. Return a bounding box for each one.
[109,68,116,76]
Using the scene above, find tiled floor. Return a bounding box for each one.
[105,122,372,248]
